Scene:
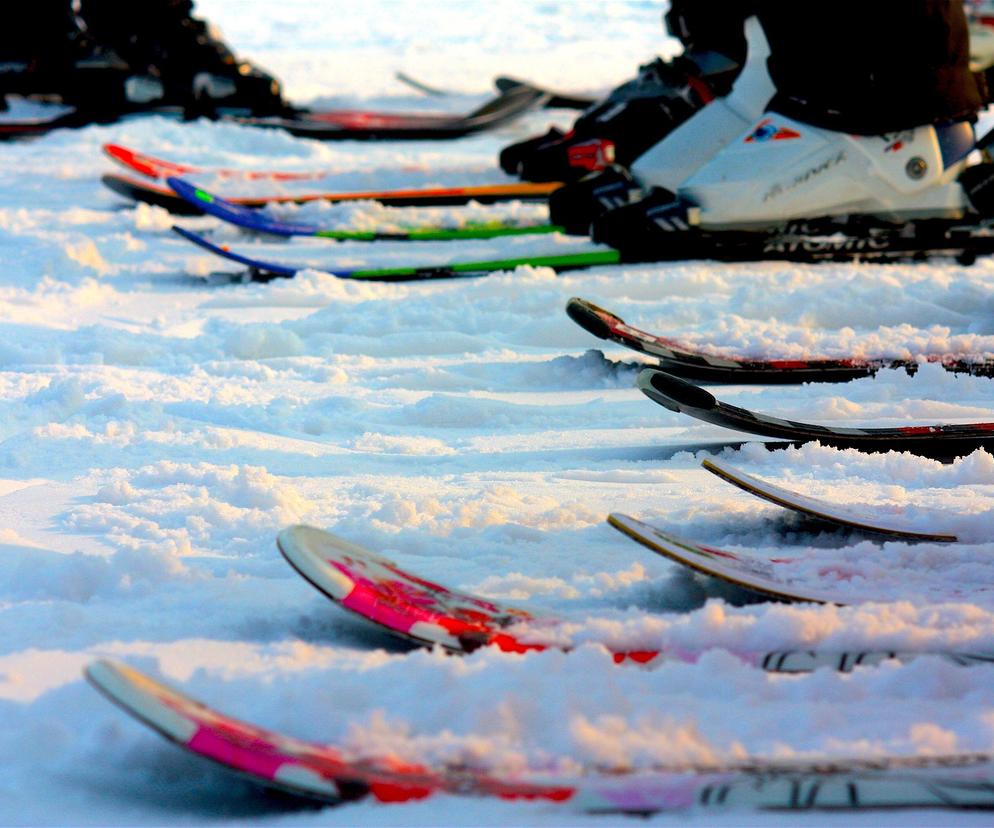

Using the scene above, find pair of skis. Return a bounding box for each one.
[89,519,994,814]
[564,297,994,456]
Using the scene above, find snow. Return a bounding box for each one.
[0,0,992,824]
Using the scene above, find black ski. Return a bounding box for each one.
[235,80,550,140]
[566,297,994,383]
[637,368,994,457]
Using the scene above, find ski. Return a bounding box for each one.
[396,72,597,110]
[87,659,994,814]
[637,368,994,457]
[102,173,561,214]
[608,513,982,605]
[171,225,619,281]
[277,524,992,672]
[234,80,550,140]
[566,297,994,383]
[168,177,562,240]
[102,143,334,182]
[701,458,958,542]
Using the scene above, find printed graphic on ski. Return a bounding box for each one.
[277,524,548,654]
[701,458,958,542]
[168,178,562,240]
[637,368,994,455]
[86,659,994,814]
[567,297,994,382]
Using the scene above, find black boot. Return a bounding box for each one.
[591,189,701,260]
[503,56,720,184]
[547,165,642,235]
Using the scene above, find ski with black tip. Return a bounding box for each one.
[567,297,994,383]
[637,368,994,456]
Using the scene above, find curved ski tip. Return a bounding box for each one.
[84,657,120,689]
[171,224,198,243]
[100,173,129,194]
[700,457,731,477]
[564,297,619,340]
[637,368,718,412]
[276,524,396,599]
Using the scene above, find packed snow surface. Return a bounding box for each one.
[0,0,993,824]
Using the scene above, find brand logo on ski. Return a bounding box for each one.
[745,119,801,143]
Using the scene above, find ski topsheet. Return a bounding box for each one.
[701,458,958,542]
[167,177,561,241]
[637,368,994,456]
[86,658,994,813]
[566,297,994,383]
[277,525,993,672]
[235,81,550,140]
[102,173,561,214]
[171,225,620,281]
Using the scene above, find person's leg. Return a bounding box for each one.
[80,0,286,115]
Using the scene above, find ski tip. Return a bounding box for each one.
[83,657,118,690]
[637,369,718,413]
[700,458,728,477]
[171,224,198,243]
[564,297,618,340]
[166,176,212,206]
[171,224,223,256]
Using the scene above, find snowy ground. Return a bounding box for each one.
[1,1,993,825]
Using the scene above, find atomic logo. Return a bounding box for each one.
[745,119,801,142]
